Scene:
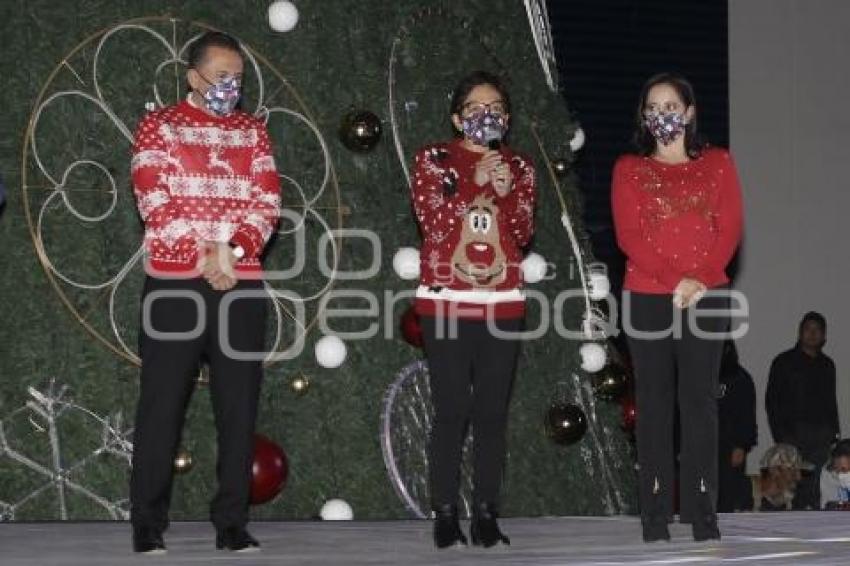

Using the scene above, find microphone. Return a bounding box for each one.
[485,131,507,191]
[485,130,502,151]
[483,121,503,151]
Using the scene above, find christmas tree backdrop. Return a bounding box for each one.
[0,0,636,520]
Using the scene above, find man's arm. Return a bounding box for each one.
[229,123,281,259]
[827,360,840,439]
[735,368,759,450]
[765,356,791,443]
[131,112,198,256]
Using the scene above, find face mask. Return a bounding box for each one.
[461,110,507,147]
[838,472,850,489]
[196,73,241,117]
[644,111,686,146]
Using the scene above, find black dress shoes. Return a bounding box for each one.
[216,526,260,552]
[132,526,166,554]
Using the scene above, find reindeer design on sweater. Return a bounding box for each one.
[450,194,508,288]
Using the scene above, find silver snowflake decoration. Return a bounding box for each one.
[0,378,133,521]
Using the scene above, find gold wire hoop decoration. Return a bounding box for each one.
[21,16,344,368]
[528,121,595,329]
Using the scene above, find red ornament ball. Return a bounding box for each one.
[250,433,289,505]
[400,305,423,348]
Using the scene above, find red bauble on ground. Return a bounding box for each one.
[250,433,289,505]
[400,305,423,348]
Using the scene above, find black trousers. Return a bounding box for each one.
[717,445,754,512]
[625,290,728,521]
[420,316,522,510]
[130,276,267,532]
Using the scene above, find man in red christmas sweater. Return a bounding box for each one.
[129,32,280,554]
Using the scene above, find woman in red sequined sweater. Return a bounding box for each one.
[612,73,742,543]
[410,71,536,550]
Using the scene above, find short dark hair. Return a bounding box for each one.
[450,70,512,117]
[633,72,706,158]
[800,311,827,333]
[187,31,242,69]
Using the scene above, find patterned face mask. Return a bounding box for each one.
[461,110,507,147]
[838,472,850,490]
[644,111,686,146]
[197,73,241,117]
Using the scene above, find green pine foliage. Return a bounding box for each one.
[0,0,636,520]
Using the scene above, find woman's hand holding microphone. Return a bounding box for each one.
[474,151,513,197]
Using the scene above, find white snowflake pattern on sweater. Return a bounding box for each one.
[131,100,281,276]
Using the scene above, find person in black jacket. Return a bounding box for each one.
[717,341,757,512]
[765,311,840,509]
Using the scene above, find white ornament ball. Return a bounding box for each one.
[392,247,420,280]
[588,272,611,300]
[268,1,300,32]
[569,127,586,152]
[521,252,547,284]
[315,335,347,369]
[579,342,607,373]
[320,498,353,520]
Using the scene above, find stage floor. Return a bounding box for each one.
[1,513,849,565]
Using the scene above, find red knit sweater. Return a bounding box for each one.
[410,139,536,319]
[131,99,281,278]
[611,147,743,294]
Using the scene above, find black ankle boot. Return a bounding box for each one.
[433,504,468,549]
[641,485,670,543]
[470,503,510,547]
[692,487,720,542]
[692,514,720,541]
[641,516,670,543]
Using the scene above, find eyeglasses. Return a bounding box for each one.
[643,101,684,115]
[461,100,507,117]
[197,71,243,87]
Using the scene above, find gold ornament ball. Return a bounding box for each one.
[290,374,310,396]
[339,109,382,152]
[552,159,569,177]
[174,448,194,474]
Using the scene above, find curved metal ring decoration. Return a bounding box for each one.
[21,16,344,367]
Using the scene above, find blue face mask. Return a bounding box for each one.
[461,110,507,147]
[197,73,241,117]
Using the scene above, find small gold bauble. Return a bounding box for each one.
[290,374,310,396]
[173,448,194,474]
[552,158,569,177]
